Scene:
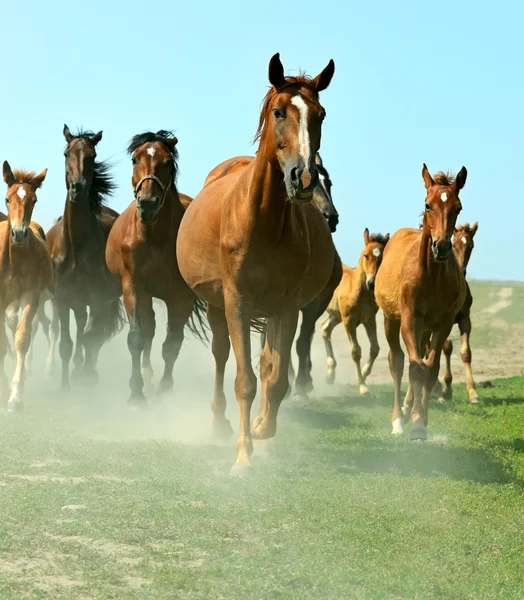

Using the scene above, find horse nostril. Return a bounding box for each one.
[290,167,299,184]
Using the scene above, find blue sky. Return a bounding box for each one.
[1,1,522,280]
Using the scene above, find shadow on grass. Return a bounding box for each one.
[280,405,367,431]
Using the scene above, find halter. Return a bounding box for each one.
[133,174,170,208]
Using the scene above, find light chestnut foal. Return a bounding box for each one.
[375,166,467,440]
[1,162,53,411]
[322,229,389,394]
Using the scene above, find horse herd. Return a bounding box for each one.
[0,54,480,475]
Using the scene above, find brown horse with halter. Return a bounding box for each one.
[177,53,336,475]
[1,162,53,411]
[105,131,205,406]
[375,166,467,440]
[204,153,342,399]
[429,222,479,404]
[321,229,389,394]
[46,126,123,391]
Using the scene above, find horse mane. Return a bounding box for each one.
[455,222,472,233]
[127,130,179,189]
[368,233,388,245]
[254,74,319,142]
[433,171,456,186]
[12,170,38,184]
[67,128,116,214]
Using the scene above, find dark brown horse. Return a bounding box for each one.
[105,130,205,406]
[46,126,123,390]
[177,53,336,475]
[375,166,467,440]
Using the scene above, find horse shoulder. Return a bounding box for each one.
[203,156,254,189]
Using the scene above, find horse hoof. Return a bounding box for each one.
[469,396,480,405]
[7,401,24,413]
[128,396,148,411]
[392,417,404,436]
[442,390,453,401]
[359,385,370,396]
[292,392,309,402]
[325,371,335,385]
[229,464,255,478]
[410,420,427,441]
[212,418,234,439]
[252,420,276,440]
[436,397,446,404]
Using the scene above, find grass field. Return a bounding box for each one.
[1,373,523,599]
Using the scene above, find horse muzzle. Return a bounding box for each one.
[136,198,161,225]
[432,239,453,262]
[11,225,29,245]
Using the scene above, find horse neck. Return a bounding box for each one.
[135,186,184,241]
[1,223,31,273]
[62,194,97,252]
[355,254,368,289]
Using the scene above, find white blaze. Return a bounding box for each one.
[461,236,467,245]
[17,187,26,199]
[441,192,448,202]
[147,147,156,157]
[291,95,311,182]
[372,248,381,257]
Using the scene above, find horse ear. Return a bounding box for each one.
[454,166,467,191]
[165,137,178,150]
[3,161,16,187]
[315,153,323,167]
[92,131,103,146]
[268,53,286,88]
[63,124,73,143]
[471,221,478,237]
[383,233,390,245]
[312,59,335,92]
[363,228,370,245]
[31,168,48,190]
[422,163,434,190]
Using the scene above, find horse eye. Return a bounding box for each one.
[64,152,70,158]
[273,108,283,119]
[132,157,138,165]
[364,254,368,260]
[5,198,9,205]
[425,203,432,212]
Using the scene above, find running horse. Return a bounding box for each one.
[105,130,205,406]
[204,153,342,399]
[1,162,53,411]
[321,229,389,394]
[177,53,336,475]
[46,126,123,390]
[375,166,467,440]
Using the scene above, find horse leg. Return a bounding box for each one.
[437,338,453,402]
[294,308,316,399]
[361,318,380,386]
[81,306,107,387]
[123,279,152,407]
[458,314,479,404]
[207,304,233,438]
[400,314,426,440]
[384,316,405,434]
[8,299,38,412]
[46,299,59,379]
[24,310,40,377]
[252,320,273,431]
[57,300,73,392]
[71,305,87,381]
[321,314,340,384]
[252,308,299,440]
[343,315,368,396]
[141,306,156,390]
[0,302,8,400]
[403,329,431,414]
[224,295,258,476]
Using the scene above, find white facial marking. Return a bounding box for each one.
[461,236,467,245]
[147,147,156,157]
[290,95,311,182]
[372,248,381,257]
[441,192,448,202]
[17,187,26,199]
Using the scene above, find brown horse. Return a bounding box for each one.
[375,166,467,440]
[46,126,123,390]
[105,130,205,406]
[1,162,53,411]
[321,229,389,394]
[431,222,479,403]
[177,53,336,475]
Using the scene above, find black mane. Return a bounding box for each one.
[66,128,116,214]
[127,130,179,189]
[369,233,388,245]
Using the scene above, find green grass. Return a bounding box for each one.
[1,378,524,599]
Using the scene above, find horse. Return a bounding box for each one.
[105,130,206,406]
[46,126,123,391]
[1,162,53,411]
[204,152,341,399]
[176,53,336,475]
[430,222,479,403]
[321,229,390,394]
[374,166,467,440]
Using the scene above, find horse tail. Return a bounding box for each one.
[100,297,126,342]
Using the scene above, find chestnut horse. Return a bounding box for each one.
[106,131,205,406]
[205,152,341,398]
[431,222,479,404]
[1,162,53,411]
[46,126,123,390]
[375,166,467,440]
[177,53,336,475]
[321,229,389,394]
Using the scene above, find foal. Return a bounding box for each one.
[375,166,467,440]
[321,229,389,394]
[1,162,53,411]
